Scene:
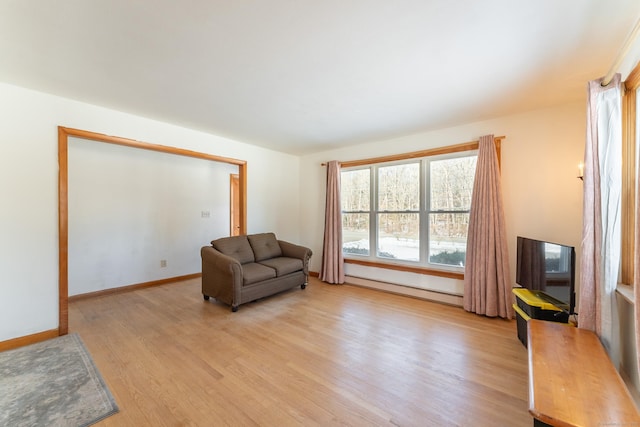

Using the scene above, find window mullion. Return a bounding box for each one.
[426,158,435,265]
[421,159,429,264]
[370,165,377,259]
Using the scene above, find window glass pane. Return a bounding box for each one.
[544,243,570,273]
[378,213,419,261]
[430,156,477,210]
[341,169,370,211]
[378,163,420,211]
[342,213,370,256]
[428,213,469,266]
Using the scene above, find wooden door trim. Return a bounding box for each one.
[230,174,240,236]
[58,126,247,335]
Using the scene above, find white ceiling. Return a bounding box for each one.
[1,1,639,155]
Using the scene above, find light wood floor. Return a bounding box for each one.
[69,277,531,426]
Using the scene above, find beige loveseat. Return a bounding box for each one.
[201,232,312,311]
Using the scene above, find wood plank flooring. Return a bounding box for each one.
[69,277,531,426]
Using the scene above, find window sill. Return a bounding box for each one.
[344,258,464,280]
[617,284,634,304]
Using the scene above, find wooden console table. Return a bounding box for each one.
[527,319,640,426]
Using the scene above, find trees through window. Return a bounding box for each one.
[341,151,478,270]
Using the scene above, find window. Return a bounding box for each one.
[621,61,640,286]
[428,155,477,267]
[341,150,478,271]
[377,162,420,261]
[341,169,371,256]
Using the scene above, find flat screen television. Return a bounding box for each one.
[516,236,576,315]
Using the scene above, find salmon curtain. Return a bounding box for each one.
[320,160,345,284]
[463,135,512,318]
[579,75,622,368]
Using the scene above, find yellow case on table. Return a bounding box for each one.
[512,288,566,321]
[512,288,569,347]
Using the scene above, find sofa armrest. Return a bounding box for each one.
[278,240,312,275]
[201,246,243,306]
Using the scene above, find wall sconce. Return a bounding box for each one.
[577,162,584,181]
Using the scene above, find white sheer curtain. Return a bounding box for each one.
[320,161,345,284]
[579,74,622,368]
[463,135,512,318]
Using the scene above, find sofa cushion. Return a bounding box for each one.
[258,257,303,277]
[211,236,255,264]
[242,262,276,286]
[248,233,282,262]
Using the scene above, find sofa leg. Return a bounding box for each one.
[231,305,239,312]
[301,283,307,290]
[203,295,210,301]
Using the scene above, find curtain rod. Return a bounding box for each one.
[602,16,640,87]
[321,135,505,167]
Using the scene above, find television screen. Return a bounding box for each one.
[516,236,575,314]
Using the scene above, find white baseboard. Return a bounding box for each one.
[345,275,463,307]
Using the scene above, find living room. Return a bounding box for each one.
[2,1,640,425]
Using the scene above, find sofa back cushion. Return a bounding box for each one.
[212,235,255,264]
[248,233,282,261]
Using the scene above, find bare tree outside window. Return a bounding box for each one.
[340,151,477,269]
[377,163,420,261]
[429,156,477,266]
[341,169,370,256]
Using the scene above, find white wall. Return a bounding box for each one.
[0,81,301,341]
[300,102,586,297]
[68,137,238,295]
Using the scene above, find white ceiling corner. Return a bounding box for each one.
[0,0,638,154]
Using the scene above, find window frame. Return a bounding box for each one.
[339,137,503,279]
[375,160,421,262]
[621,62,640,286]
[341,168,372,257]
[426,153,478,267]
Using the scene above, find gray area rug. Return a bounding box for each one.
[0,333,119,427]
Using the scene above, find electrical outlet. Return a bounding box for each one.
[160,260,167,268]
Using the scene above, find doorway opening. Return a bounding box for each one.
[58,126,247,335]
